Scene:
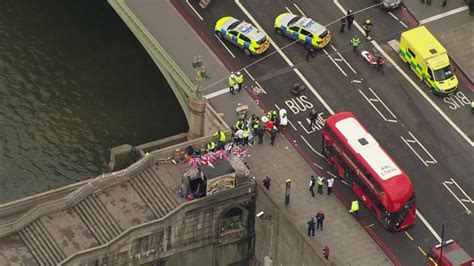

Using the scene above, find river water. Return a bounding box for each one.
[0,0,187,203]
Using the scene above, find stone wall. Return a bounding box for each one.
[254,183,329,266]
[61,183,256,265]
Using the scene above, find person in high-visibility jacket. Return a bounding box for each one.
[214,130,226,143]
[349,200,360,219]
[228,73,237,95]
[207,141,217,152]
[242,127,250,146]
[267,110,277,123]
[235,119,244,130]
[351,35,360,52]
[236,71,244,92]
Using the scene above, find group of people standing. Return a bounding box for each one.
[309,175,335,197]
[228,71,244,95]
[232,111,280,147]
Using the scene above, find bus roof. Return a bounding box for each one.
[401,26,446,60]
[325,112,413,212]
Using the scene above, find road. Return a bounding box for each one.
[173,0,473,264]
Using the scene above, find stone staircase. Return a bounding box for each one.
[18,219,66,265]
[130,167,178,219]
[73,193,123,244]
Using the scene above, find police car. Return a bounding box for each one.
[215,17,270,56]
[274,13,331,49]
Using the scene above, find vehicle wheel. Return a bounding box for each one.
[275,28,284,35]
[216,31,223,39]
[244,49,251,56]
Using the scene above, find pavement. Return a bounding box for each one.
[124,0,394,264]
[403,0,474,82]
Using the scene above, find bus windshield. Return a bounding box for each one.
[433,65,454,81]
[391,194,415,228]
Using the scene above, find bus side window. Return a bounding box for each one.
[408,48,416,58]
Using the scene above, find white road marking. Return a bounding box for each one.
[205,87,229,99]
[326,171,337,178]
[359,89,397,123]
[254,81,267,94]
[244,69,268,94]
[401,135,429,167]
[450,178,473,204]
[186,0,204,21]
[323,49,348,77]
[416,210,442,243]
[300,135,326,159]
[334,58,343,62]
[236,0,335,115]
[420,6,469,25]
[214,34,236,58]
[330,45,357,74]
[313,162,324,170]
[374,40,473,146]
[443,179,472,214]
[407,132,437,164]
[293,3,307,17]
[351,79,362,84]
[285,6,292,14]
[368,88,397,122]
[388,11,408,28]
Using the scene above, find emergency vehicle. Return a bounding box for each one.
[428,239,473,266]
[274,13,331,49]
[215,17,270,56]
[399,26,458,95]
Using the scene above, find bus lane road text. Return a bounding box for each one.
[284,95,327,134]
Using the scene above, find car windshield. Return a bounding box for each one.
[288,16,301,26]
[433,65,454,81]
[228,21,241,30]
[319,30,329,39]
[256,36,267,45]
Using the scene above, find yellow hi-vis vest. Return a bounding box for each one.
[236,73,244,84]
[207,142,216,151]
[214,131,226,142]
[229,76,236,86]
[243,128,250,138]
[351,200,359,212]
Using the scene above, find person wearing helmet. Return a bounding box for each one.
[362,19,373,39]
[235,71,244,92]
[228,72,237,95]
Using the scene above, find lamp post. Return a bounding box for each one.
[192,56,207,100]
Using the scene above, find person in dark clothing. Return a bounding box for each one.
[470,0,474,15]
[308,109,317,129]
[442,0,447,7]
[323,246,330,260]
[362,19,373,39]
[346,10,354,30]
[307,218,316,236]
[309,175,316,197]
[339,17,346,33]
[256,125,264,144]
[263,176,271,190]
[270,128,277,146]
[305,45,315,61]
[316,211,325,231]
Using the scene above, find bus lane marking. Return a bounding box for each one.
[359,89,397,123]
[300,135,326,159]
[323,49,348,77]
[185,0,204,21]
[443,178,473,214]
[443,91,471,110]
[214,34,236,58]
[235,0,335,115]
[330,45,357,74]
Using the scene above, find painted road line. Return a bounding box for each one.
[401,136,429,167]
[351,79,362,83]
[323,49,348,77]
[417,246,427,257]
[420,6,469,25]
[244,69,268,94]
[205,87,229,99]
[214,34,236,58]
[364,224,375,229]
[408,132,437,164]
[293,3,307,17]
[416,210,442,243]
[359,89,391,122]
[405,232,414,241]
[330,45,357,74]
[334,0,473,147]
[450,178,474,203]
[185,0,204,21]
[300,135,326,159]
[236,0,335,115]
[326,171,337,178]
[443,178,473,214]
[284,6,292,14]
[388,11,408,28]
[368,88,397,122]
[374,39,473,146]
[313,162,324,170]
[334,58,343,62]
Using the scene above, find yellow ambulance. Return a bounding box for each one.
[399,26,458,95]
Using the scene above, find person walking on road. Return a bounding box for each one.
[349,199,360,219]
[307,218,316,237]
[323,246,330,260]
[256,124,264,144]
[316,211,325,231]
[309,175,316,197]
[308,109,317,129]
[346,10,354,30]
[339,17,346,33]
[228,72,237,95]
[317,175,325,195]
[236,71,244,92]
[326,176,334,195]
[362,19,373,40]
[263,176,271,190]
[305,45,315,61]
[442,0,447,7]
[270,128,277,146]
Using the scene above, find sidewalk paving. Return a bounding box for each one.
[125,0,393,264]
[403,0,474,82]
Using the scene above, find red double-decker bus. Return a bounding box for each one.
[322,112,416,231]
